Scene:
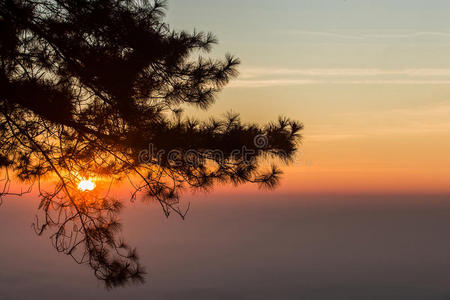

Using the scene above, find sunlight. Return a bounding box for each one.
[77,178,96,192]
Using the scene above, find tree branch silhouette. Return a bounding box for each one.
[0,0,303,287]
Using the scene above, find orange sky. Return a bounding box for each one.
[5,0,450,197]
[182,84,450,195]
[163,0,450,195]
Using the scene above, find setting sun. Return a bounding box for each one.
[77,179,96,192]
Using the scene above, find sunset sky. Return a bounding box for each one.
[167,0,450,194]
[3,1,450,299]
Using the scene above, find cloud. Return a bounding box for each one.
[285,30,450,40]
[390,103,450,117]
[239,68,450,78]
[306,134,366,142]
[229,79,322,88]
[230,78,450,88]
[306,122,450,142]
[229,67,450,87]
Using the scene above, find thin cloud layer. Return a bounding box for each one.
[230,67,450,88]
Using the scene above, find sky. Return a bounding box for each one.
[164,0,450,194]
[2,2,450,299]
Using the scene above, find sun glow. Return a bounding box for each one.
[77,178,96,192]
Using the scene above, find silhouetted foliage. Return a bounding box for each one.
[0,0,302,287]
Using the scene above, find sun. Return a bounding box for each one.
[77,178,96,191]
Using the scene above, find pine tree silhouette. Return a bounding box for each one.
[0,0,302,287]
